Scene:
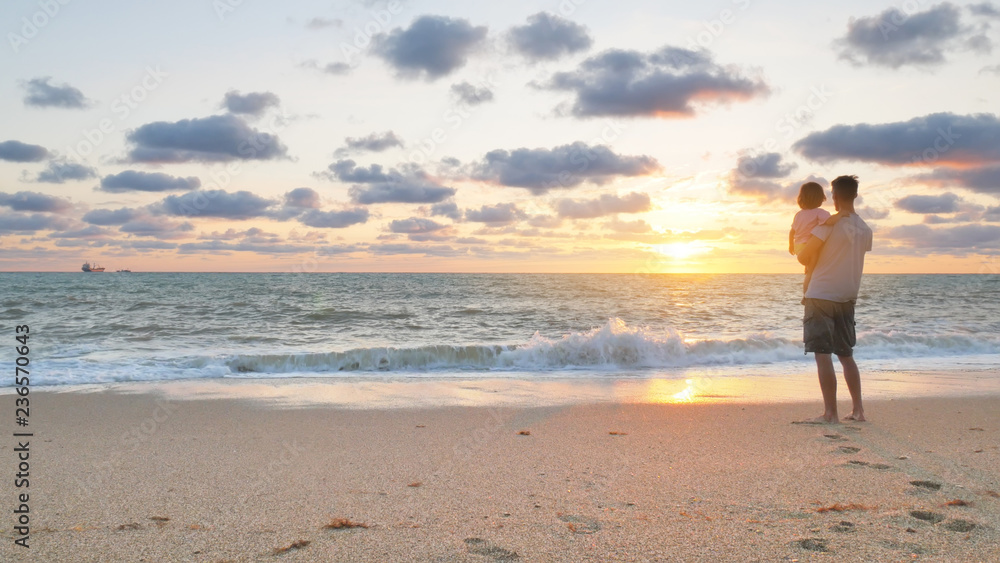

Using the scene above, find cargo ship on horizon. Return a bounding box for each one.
[81,262,105,272]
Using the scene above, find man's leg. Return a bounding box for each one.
[838,355,865,421]
[815,353,838,423]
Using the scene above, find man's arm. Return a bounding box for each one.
[797,234,825,269]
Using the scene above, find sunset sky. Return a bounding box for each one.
[2,0,999,273]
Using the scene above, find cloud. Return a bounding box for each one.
[389,217,448,233]
[914,165,1000,196]
[48,226,111,239]
[34,160,98,183]
[0,140,49,162]
[125,114,289,163]
[0,212,73,233]
[465,203,527,225]
[21,77,91,109]
[793,112,1000,167]
[895,192,963,213]
[603,217,652,233]
[119,216,195,239]
[157,190,277,219]
[541,46,769,117]
[82,207,142,226]
[305,17,342,29]
[99,170,201,193]
[368,243,464,257]
[372,15,487,80]
[335,131,404,156]
[324,159,457,204]
[885,223,1000,250]
[0,191,73,213]
[297,208,370,228]
[300,60,353,75]
[222,90,280,116]
[838,3,991,68]
[284,187,322,209]
[469,142,661,194]
[429,201,461,220]
[555,192,652,219]
[450,82,494,105]
[508,12,592,61]
[726,153,804,200]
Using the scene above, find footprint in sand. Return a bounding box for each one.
[824,433,848,441]
[838,446,861,454]
[830,521,855,533]
[880,540,927,555]
[558,514,601,535]
[910,480,942,491]
[794,538,829,552]
[847,460,892,470]
[464,538,520,561]
[942,519,977,532]
[910,510,945,524]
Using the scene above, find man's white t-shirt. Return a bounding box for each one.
[804,214,873,303]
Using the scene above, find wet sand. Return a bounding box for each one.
[2,388,998,562]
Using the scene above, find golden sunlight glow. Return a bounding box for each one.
[652,242,712,261]
[641,378,708,404]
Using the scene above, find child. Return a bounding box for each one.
[789,182,839,293]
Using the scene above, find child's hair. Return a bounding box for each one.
[797,182,826,210]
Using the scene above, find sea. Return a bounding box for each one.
[1,273,998,390]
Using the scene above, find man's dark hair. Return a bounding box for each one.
[831,175,859,200]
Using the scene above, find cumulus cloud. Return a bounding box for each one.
[604,217,653,233]
[300,60,353,75]
[120,216,196,239]
[284,187,322,209]
[508,12,593,61]
[469,142,661,194]
[885,223,1000,250]
[82,207,142,226]
[429,201,462,220]
[335,131,404,156]
[464,203,527,225]
[554,192,652,219]
[124,114,289,163]
[0,212,73,233]
[372,15,488,80]
[21,77,91,109]
[221,90,280,116]
[157,190,277,219]
[895,192,964,213]
[726,152,802,200]
[48,226,111,239]
[914,165,1000,196]
[323,159,457,204]
[297,208,370,228]
[541,46,769,117]
[34,160,98,183]
[837,3,990,68]
[793,112,1000,167]
[99,170,201,193]
[0,140,49,162]
[389,217,448,233]
[0,191,73,213]
[450,82,494,105]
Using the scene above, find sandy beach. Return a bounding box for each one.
[2,382,998,562]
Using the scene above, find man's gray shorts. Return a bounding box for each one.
[803,298,856,357]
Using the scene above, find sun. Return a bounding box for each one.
[653,242,711,260]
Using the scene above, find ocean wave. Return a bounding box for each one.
[221,318,1000,375]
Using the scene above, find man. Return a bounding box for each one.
[797,175,873,423]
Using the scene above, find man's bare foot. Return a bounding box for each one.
[843,412,867,422]
[792,415,840,425]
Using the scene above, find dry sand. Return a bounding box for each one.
[2,389,998,562]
